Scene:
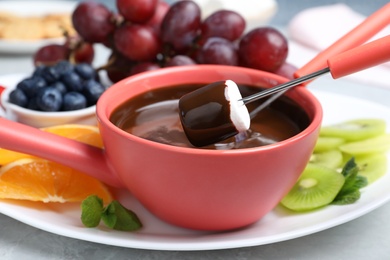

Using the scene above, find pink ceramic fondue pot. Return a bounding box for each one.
[0,65,323,230]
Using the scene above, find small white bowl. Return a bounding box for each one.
[0,74,97,128]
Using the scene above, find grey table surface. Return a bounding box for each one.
[0,0,390,259]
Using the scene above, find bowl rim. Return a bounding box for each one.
[97,65,323,154]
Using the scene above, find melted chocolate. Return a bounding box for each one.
[110,84,310,149]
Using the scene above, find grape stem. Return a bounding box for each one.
[241,67,330,105]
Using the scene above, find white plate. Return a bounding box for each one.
[0,1,77,54]
[0,86,390,251]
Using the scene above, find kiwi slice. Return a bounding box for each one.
[314,136,345,153]
[355,154,388,184]
[339,134,390,156]
[320,118,386,141]
[280,163,345,211]
[310,149,343,169]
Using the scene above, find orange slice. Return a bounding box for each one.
[0,124,103,165]
[42,124,103,148]
[0,158,112,203]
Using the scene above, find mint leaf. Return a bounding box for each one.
[354,175,369,189]
[332,158,368,205]
[341,157,358,177]
[101,200,142,231]
[81,195,103,227]
[332,190,361,205]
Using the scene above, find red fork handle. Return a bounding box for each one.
[295,2,390,79]
[328,34,390,79]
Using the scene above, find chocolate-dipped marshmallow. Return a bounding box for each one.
[179,80,250,147]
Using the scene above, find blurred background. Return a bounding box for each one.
[80,0,390,26]
[0,0,389,25]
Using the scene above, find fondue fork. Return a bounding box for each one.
[242,34,390,106]
[249,2,390,115]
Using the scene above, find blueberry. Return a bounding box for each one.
[36,87,63,111]
[50,81,68,95]
[61,71,84,92]
[16,76,47,98]
[62,92,87,111]
[9,88,28,107]
[54,60,74,76]
[74,63,96,80]
[27,97,40,111]
[32,65,46,77]
[42,66,61,84]
[82,79,105,105]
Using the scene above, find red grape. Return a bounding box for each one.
[72,2,115,43]
[196,37,238,66]
[114,24,160,61]
[105,52,135,83]
[274,62,298,80]
[130,62,160,75]
[165,55,196,67]
[201,10,245,42]
[116,0,157,23]
[33,44,69,66]
[65,36,94,64]
[32,0,293,83]
[160,1,201,52]
[238,27,288,72]
[146,0,170,34]
[71,42,95,64]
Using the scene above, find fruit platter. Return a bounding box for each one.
[0,0,390,252]
[1,86,390,250]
